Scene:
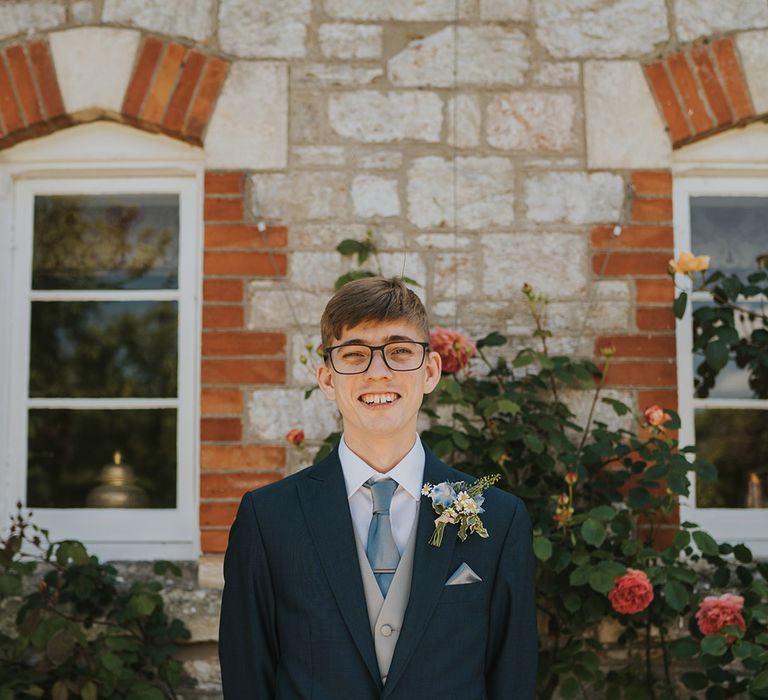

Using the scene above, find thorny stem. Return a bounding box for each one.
[576,354,612,459]
[659,626,673,694]
[645,613,656,700]
[476,345,507,393]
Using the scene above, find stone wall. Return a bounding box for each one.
[3,0,768,695]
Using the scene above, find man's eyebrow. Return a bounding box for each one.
[339,334,418,344]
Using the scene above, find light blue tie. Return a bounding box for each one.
[365,478,400,597]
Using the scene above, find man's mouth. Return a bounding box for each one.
[358,392,401,405]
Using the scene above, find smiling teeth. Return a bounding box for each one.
[361,393,397,404]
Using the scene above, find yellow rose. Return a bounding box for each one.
[669,251,710,274]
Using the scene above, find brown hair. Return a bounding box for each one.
[320,277,430,348]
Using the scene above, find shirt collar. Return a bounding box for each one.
[338,434,425,501]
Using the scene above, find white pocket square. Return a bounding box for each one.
[445,562,482,586]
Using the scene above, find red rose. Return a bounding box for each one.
[429,326,476,374]
[696,594,746,642]
[286,428,305,447]
[643,404,671,428]
[608,569,654,615]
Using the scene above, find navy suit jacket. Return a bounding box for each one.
[218,441,537,699]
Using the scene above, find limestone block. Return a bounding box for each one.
[675,0,768,42]
[736,31,768,114]
[547,299,631,332]
[163,588,221,642]
[351,175,400,218]
[289,251,355,292]
[219,0,310,58]
[433,252,478,297]
[319,23,383,59]
[354,150,404,169]
[197,554,224,589]
[291,92,326,143]
[388,27,530,87]
[562,388,636,432]
[407,156,515,230]
[292,146,346,167]
[414,233,473,248]
[250,171,348,221]
[525,172,624,224]
[329,91,443,143]
[205,62,288,170]
[533,61,579,86]
[248,388,340,441]
[0,1,64,39]
[324,0,471,21]
[584,61,671,169]
[534,0,669,58]
[292,64,383,86]
[289,223,368,249]
[103,0,213,42]
[486,92,577,152]
[480,0,529,20]
[71,1,95,23]
[247,282,328,328]
[481,232,588,297]
[447,95,481,148]
[49,28,140,114]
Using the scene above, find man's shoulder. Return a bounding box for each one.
[243,457,330,506]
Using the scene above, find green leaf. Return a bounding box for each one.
[496,399,520,415]
[673,291,688,319]
[672,530,691,550]
[476,332,506,348]
[46,628,76,666]
[0,573,22,596]
[55,540,88,566]
[588,568,616,594]
[752,669,768,692]
[663,580,689,612]
[522,433,544,454]
[336,239,364,256]
[569,566,591,586]
[153,560,182,577]
[681,672,708,690]
[733,543,753,563]
[101,652,123,674]
[52,681,69,700]
[588,505,616,522]
[80,681,97,700]
[701,634,728,656]
[693,531,719,556]
[559,677,580,699]
[532,536,552,562]
[668,636,699,658]
[564,592,581,612]
[601,397,631,416]
[581,519,606,547]
[705,340,729,370]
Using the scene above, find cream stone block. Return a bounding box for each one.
[481,0,529,20]
[71,1,95,23]
[388,27,530,87]
[0,1,64,39]
[205,62,288,170]
[525,172,624,224]
[292,146,346,167]
[486,92,577,152]
[447,95,481,148]
[324,0,472,21]
[219,0,310,58]
[329,91,443,143]
[49,28,140,115]
[584,61,671,169]
[248,388,340,442]
[247,283,328,328]
[292,64,383,86]
[736,31,768,115]
[351,175,400,218]
[250,172,348,221]
[433,252,477,297]
[481,232,588,298]
[407,156,515,230]
[103,0,213,42]
[319,23,383,59]
[533,62,579,86]
[535,0,669,59]
[289,223,368,249]
[354,150,404,170]
[675,0,768,42]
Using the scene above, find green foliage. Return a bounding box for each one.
[0,507,191,699]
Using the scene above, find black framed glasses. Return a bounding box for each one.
[324,341,430,375]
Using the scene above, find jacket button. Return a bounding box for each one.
[380,624,393,637]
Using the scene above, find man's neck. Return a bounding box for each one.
[342,431,418,473]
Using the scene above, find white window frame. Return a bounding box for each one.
[0,122,204,560]
[674,175,768,557]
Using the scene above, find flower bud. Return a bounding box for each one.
[565,471,578,485]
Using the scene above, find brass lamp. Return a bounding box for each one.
[86,451,149,508]
[746,472,764,509]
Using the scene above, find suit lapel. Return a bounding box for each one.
[383,446,457,696]
[297,447,381,688]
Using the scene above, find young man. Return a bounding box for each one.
[218,277,537,699]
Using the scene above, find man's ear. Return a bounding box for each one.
[316,362,336,401]
[422,350,442,395]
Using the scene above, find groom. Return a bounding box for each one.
[218,277,537,699]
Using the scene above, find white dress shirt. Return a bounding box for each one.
[339,434,424,556]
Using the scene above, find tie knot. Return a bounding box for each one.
[366,477,397,513]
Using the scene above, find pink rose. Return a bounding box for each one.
[430,326,476,374]
[644,404,671,428]
[286,428,305,447]
[696,594,746,641]
[608,569,654,615]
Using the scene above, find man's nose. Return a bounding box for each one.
[366,348,392,376]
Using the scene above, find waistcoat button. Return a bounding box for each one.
[380,624,393,637]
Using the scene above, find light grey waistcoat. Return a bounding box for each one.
[354,519,418,684]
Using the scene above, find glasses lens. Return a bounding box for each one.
[383,342,424,370]
[330,345,371,373]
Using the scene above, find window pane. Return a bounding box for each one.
[27,409,177,508]
[690,196,768,277]
[32,194,179,290]
[692,300,766,398]
[695,408,768,508]
[29,301,178,398]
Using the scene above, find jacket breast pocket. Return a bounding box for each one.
[438,580,488,604]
